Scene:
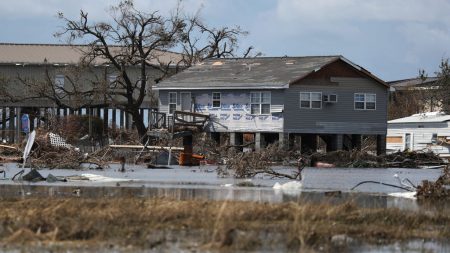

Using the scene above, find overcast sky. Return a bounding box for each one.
[1,0,449,81]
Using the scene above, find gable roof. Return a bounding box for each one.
[154,56,387,90]
[388,112,450,124]
[0,43,183,66]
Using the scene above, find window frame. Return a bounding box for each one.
[250,91,271,115]
[168,92,177,114]
[212,92,221,108]
[354,93,376,110]
[54,75,65,93]
[108,75,118,88]
[300,92,322,109]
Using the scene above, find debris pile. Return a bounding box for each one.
[310,150,445,168]
[0,144,22,162]
[218,144,303,179]
[29,131,86,169]
[416,165,450,199]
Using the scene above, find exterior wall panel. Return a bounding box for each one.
[387,122,450,155]
[284,77,388,135]
[159,89,284,132]
[0,64,160,108]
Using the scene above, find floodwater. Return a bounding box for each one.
[0,163,445,210]
[0,163,442,191]
[0,163,448,253]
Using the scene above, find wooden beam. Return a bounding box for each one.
[109,144,183,151]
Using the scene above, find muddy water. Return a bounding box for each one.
[0,163,442,192]
[0,163,446,212]
[0,163,448,253]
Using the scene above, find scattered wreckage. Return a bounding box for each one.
[0,116,448,200]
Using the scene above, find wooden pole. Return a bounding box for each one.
[1,107,6,141]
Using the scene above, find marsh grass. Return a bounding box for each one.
[0,197,448,251]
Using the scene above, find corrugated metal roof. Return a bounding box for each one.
[0,43,183,65]
[154,56,386,90]
[388,112,450,124]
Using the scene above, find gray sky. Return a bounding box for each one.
[1,0,449,81]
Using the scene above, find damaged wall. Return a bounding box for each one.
[159,90,284,132]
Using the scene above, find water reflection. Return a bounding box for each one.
[1,184,448,213]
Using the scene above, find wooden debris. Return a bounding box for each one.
[416,165,450,199]
[310,150,446,168]
[0,145,18,150]
[109,144,184,151]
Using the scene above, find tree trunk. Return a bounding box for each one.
[131,109,147,143]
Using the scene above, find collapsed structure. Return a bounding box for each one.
[154,56,389,154]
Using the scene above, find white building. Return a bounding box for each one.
[387,112,450,157]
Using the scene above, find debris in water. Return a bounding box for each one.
[388,192,417,199]
[22,169,45,182]
[81,173,134,182]
[416,165,450,199]
[273,181,303,195]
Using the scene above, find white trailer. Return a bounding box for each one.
[387,112,450,157]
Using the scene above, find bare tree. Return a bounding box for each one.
[388,90,431,120]
[415,59,450,114]
[1,62,107,109]
[52,0,186,139]
[0,1,258,141]
[435,59,450,113]
[177,15,261,67]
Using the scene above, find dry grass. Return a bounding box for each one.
[0,197,448,251]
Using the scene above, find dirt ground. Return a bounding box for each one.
[0,197,449,252]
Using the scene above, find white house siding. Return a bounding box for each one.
[159,90,284,132]
[387,122,450,155]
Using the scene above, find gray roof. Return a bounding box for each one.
[389,112,450,123]
[155,56,385,90]
[388,77,440,91]
[0,43,183,66]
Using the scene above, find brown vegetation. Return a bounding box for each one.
[0,197,448,252]
[310,150,444,168]
[218,143,303,179]
[417,165,450,199]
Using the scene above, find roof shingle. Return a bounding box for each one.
[155,56,342,89]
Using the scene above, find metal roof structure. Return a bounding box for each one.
[388,112,450,124]
[0,43,183,66]
[388,77,440,91]
[154,56,387,90]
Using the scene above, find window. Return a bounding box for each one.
[354,93,376,110]
[169,92,177,114]
[212,92,221,108]
[300,92,322,109]
[55,75,65,93]
[431,133,438,144]
[108,75,118,88]
[250,91,271,114]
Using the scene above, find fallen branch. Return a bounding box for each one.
[0,145,19,150]
[351,181,414,192]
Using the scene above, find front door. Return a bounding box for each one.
[404,133,411,151]
[180,92,192,122]
[181,92,192,112]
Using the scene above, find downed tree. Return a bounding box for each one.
[416,165,450,199]
[310,150,446,168]
[218,144,304,180]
